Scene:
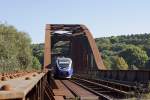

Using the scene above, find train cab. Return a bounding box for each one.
[54,57,73,78]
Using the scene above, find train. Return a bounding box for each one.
[53,57,73,78]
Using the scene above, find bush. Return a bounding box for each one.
[0,23,32,72]
[114,56,128,70]
[32,56,41,70]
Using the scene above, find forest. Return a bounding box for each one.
[96,34,150,70]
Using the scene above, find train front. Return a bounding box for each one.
[54,57,73,78]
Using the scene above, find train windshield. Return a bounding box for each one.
[58,59,70,68]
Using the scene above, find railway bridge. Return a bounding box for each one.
[0,24,150,100]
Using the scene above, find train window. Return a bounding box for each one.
[59,63,69,68]
[59,60,69,67]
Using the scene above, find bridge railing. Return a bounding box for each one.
[75,70,150,84]
[0,70,54,100]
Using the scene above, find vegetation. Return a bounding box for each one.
[0,23,41,72]
[112,56,128,70]
[32,56,41,70]
[31,43,44,66]
[96,34,150,69]
[119,45,148,69]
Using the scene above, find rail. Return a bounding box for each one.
[72,76,135,99]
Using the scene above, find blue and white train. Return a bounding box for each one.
[54,57,73,78]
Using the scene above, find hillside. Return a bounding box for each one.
[96,33,150,69]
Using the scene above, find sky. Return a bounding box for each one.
[0,0,150,43]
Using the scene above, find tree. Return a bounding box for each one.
[32,56,41,70]
[0,23,32,72]
[119,45,148,69]
[96,38,112,51]
[109,36,119,44]
[31,43,44,65]
[102,55,113,69]
[114,56,128,70]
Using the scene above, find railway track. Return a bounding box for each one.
[52,79,98,100]
[70,76,136,100]
[52,78,135,100]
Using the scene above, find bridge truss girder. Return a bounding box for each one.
[44,24,106,73]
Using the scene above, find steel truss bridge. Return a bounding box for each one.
[0,24,150,100]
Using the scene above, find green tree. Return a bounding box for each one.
[109,36,119,44]
[115,57,128,70]
[31,44,44,65]
[32,56,41,70]
[96,38,112,51]
[102,55,112,69]
[0,23,32,72]
[119,45,148,69]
